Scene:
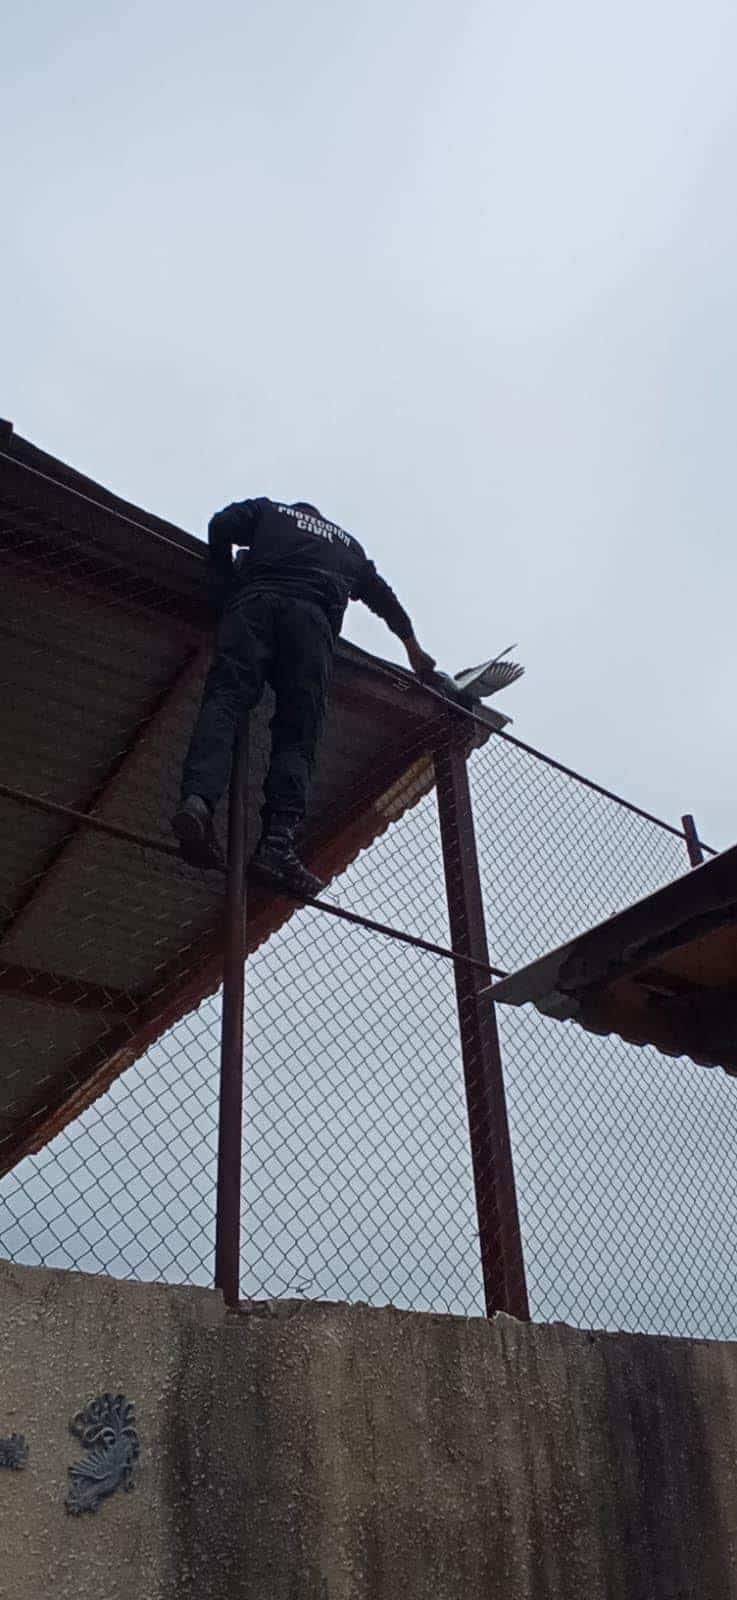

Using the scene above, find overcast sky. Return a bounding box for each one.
[3,0,736,848]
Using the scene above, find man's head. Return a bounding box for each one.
[292,501,322,518]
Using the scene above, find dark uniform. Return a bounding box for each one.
[180,498,414,848]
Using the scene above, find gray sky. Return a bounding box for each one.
[4,0,737,847]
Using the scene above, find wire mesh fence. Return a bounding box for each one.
[4,720,735,1338]
[241,807,480,1313]
[500,1010,737,1339]
[0,786,484,1314]
[0,999,221,1284]
[465,741,737,1340]
[1,440,735,1341]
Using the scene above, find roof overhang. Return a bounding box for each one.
[489,844,737,1073]
[0,426,505,1174]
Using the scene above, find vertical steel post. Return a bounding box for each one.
[681,813,704,869]
[214,724,248,1307]
[434,728,529,1320]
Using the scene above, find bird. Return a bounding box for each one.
[454,646,524,699]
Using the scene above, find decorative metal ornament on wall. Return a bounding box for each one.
[66,1393,140,1515]
[0,1432,29,1470]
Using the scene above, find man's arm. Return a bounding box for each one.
[206,499,259,616]
[353,560,436,677]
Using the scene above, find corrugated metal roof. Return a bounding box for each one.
[490,844,737,1074]
[0,430,496,1173]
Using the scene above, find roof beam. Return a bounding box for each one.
[0,643,207,950]
[0,963,136,1017]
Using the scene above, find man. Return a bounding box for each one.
[173,497,435,897]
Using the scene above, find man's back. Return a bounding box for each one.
[210,496,413,642]
[226,498,366,635]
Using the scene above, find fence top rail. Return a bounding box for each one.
[0,437,207,564]
[2,429,716,856]
[367,659,718,856]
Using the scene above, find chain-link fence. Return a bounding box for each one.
[1,439,735,1340]
[3,720,734,1338]
[466,740,737,1340]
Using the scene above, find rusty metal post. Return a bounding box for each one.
[214,724,248,1306]
[434,728,529,1320]
[681,813,705,869]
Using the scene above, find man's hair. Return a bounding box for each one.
[292,501,322,517]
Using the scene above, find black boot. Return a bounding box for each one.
[250,812,325,899]
[172,795,225,870]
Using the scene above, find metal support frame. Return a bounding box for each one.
[214,726,249,1307]
[682,813,705,868]
[434,727,529,1321]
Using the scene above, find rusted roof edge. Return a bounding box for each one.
[490,843,737,1014]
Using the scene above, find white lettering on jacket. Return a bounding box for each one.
[276,505,351,547]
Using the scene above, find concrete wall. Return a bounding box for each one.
[1,1257,736,1600]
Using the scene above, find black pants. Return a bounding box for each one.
[182,590,334,826]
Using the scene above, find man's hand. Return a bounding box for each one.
[405,636,437,678]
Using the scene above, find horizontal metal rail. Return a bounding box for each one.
[300,893,507,978]
[368,661,718,854]
[0,445,206,563]
[0,780,507,981]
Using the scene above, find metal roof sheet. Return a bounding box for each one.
[0,430,498,1172]
[490,844,737,1074]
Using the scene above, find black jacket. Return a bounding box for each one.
[208,497,413,643]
